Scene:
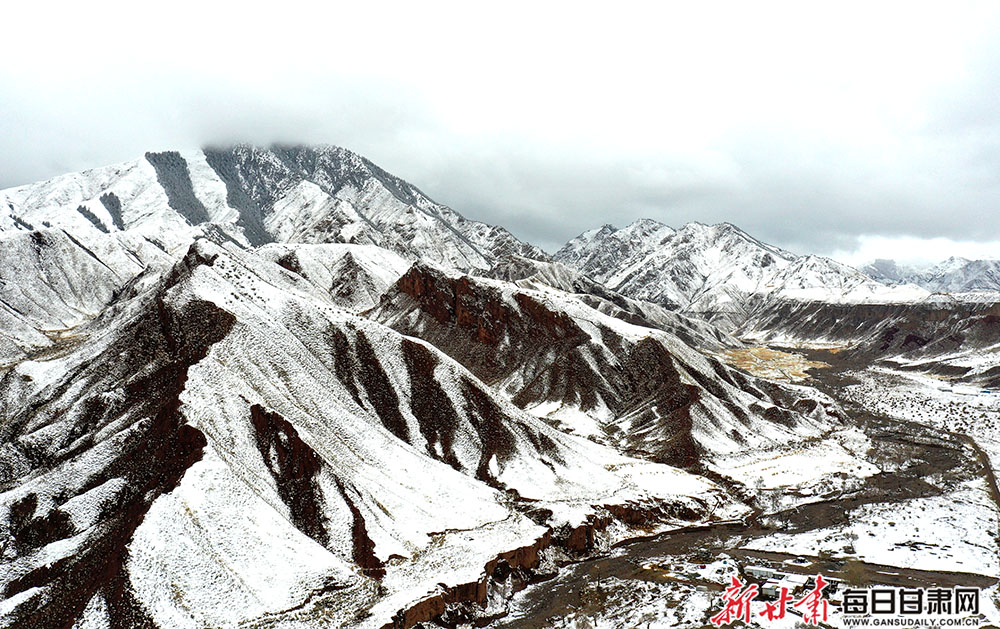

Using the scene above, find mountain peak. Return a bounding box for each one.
[624,217,669,230]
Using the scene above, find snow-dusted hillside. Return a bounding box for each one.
[739,296,1000,388]
[555,220,927,328]
[553,220,999,388]
[0,228,173,366]
[255,242,412,313]
[0,145,551,366]
[485,255,741,352]
[0,240,730,629]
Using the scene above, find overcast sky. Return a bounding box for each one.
[2,2,1000,265]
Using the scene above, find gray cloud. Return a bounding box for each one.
[2,3,1000,263]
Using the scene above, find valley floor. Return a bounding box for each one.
[485,357,1000,629]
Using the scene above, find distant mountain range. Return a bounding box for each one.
[554,219,928,328]
[860,257,1000,293]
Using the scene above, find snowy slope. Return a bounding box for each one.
[767,255,927,303]
[0,145,551,369]
[554,219,678,292]
[0,240,729,629]
[0,228,173,366]
[0,153,224,254]
[255,242,412,313]
[486,254,742,352]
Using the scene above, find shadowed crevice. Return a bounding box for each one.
[333,478,385,580]
[249,404,329,547]
[145,151,211,226]
[400,338,462,470]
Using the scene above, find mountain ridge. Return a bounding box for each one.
[0,144,549,270]
[554,218,929,329]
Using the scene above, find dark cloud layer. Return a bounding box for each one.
[2,3,999,263]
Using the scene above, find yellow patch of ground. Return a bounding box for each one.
[718,346,829,382]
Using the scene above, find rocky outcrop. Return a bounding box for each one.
[384,531,552,629]
[250,404,329,547]
[374,265,844,468]
[384,495,709,629]
[0,296,234,628]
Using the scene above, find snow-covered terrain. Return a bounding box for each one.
[370,263,849,470]
[255,242,412,313]
[744,476,1000,576]
[1,145,997,629]
[0,145,545,272]
[841,367,1000,474]
[0,228,173,366]
[0,145,551,368]
[554,220,997,394]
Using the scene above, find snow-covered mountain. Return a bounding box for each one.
[861,257,1000,293]
[0,145,551,367]
[554,221,998,385]
[1,239,735,629]
[0,145,546,269]
[484,255,741,352]
[3,147,855,629]
[555,219,927,328]
[0,145,954,628]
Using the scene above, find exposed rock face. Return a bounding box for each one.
[145,150,212,226]
[380,492,719,628]
[0,292,234,628]
[372,265,845,467]
[384,532,552,629]
[250,404,329,547]
[487,255,742,353]
[334,478,386,580]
